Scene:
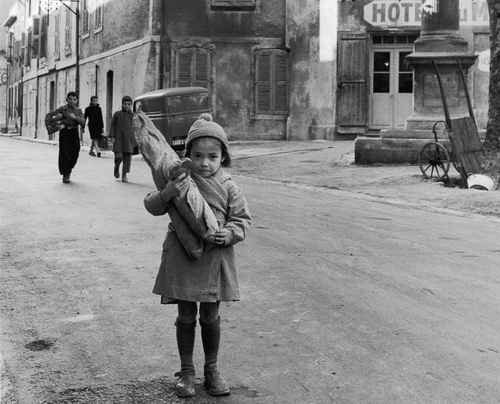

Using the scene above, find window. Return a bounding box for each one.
[372,34,418,45]
[255,48,289,115]
[174,47,211,89]
[211,0,256,11]
[398,51,413,93]
[373,51,390,93]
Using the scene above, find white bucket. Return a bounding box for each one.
[467,174,495,191]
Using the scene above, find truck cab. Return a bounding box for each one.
[134,87,211,153]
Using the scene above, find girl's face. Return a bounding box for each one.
[189,137,225,178]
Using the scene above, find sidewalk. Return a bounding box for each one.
[4,134,500,219]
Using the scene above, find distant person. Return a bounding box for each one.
[109,95,135,182]
[143,114,251,398]
[45,91,85,184]
[83,96,104,157]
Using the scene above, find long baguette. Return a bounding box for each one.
[132,108,219,259]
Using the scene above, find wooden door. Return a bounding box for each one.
[336,32,367,134]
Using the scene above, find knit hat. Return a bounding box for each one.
[185,113,229,150]
[122,95,132,103]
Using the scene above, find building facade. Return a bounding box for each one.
[2,0,491,144]
[336,0,490,135]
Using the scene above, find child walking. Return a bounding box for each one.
[144,115,251,398]
[109,95,135,182]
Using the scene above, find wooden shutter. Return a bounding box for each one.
[177,50,192,87]
[337,32,367,134]
[256,51,271,113]
[32,16,40,59]
[24,32,31,66]
[274,50,289,113]
[194,50,209,88]
[256,49,289,114]
[40,15,47,58]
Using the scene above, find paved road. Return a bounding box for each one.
[1,137,499,403]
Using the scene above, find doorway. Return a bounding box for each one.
[49,81,55,112]
[106,70,113,131]
[368,34,417,130]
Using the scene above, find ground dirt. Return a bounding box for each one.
[229,140,500,219]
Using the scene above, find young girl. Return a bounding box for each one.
[144,115,251,398]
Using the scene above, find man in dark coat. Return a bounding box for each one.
[45,91,85,184]
[83,96,104,157]
[109,95,135,182]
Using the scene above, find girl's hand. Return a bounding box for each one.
[161,173,189,202]
[67,112,76,120]
[215,228,229,246]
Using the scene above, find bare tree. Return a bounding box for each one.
[483,1,500,188]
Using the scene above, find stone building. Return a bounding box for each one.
[1,0,491,148]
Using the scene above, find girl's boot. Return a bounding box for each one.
[200,316,230,396]
[174,319,196,397]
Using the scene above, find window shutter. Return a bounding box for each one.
[274,51,288,113]
[24,32,31,66]
[194,50,209,88]
[32,16,40,59]
[256,51,271,113]
[177,50,193,87]
[32,37,40,59]
[14,39,20,60]
[54,14,60,59]
[33,15,41,37]
[65,9,72,52]
[94,3,103,29]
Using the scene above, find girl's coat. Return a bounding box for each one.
[144,169,251,302]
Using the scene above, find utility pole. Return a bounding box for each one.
[56,0,80,96]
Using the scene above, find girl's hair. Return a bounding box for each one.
[66,91,78,99]
[184,138,232,167]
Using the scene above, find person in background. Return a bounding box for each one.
[109,95,135,182]
[45,91,85,184]
[83,96,104,157]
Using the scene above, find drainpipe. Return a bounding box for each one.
[5,62,8,132]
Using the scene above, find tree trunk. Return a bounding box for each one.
[483,1,500,189]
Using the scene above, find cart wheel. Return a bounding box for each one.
[418,142,451,180]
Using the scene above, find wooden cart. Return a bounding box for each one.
[418,59,483,187]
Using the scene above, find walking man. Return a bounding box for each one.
[45,91,85,184]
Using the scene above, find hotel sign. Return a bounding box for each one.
[364,0,489,27]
